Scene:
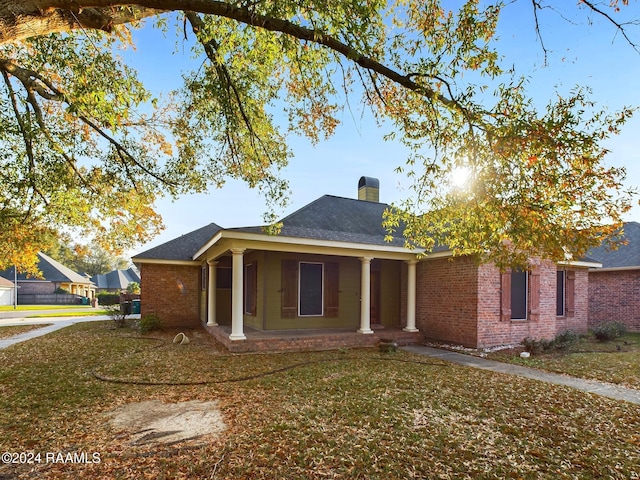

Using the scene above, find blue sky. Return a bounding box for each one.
[127,2,640,256]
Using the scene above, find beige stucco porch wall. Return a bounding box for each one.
[247,251,403,330]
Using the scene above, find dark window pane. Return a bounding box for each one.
[511,269,528,320]
[556,270,565,316]
[299,262,323,316]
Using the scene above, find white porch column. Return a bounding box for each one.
[230,248,246,341]
[404,259,419,332]
[358,256,374,334]
[206,260,218,326]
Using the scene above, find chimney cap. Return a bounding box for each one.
[358,176,379,189]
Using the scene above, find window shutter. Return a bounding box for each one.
[566,270,576,317]
[281,260,298,318]
[325,262,339,318]
[529,267,540,321]
[501,271,511,322]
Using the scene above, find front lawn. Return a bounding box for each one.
[0,322,638,479]
[487,332,640,390]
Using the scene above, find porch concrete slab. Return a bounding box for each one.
[402,345,640,405]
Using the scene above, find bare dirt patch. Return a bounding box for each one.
[107,400,226,446]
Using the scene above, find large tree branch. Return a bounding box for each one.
[0,2,162,42]
[1,1,452,104]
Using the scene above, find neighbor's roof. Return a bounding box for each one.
[586,221,640,269]
[0,252,93,284]
[232,195,407,247]
[133,222,224,261]
[92,268,140,290]
[0,277,14,288]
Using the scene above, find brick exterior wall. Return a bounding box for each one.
[17,281,56,295]
[140,263,202,328]
[558,268,589,334]
[589,269,640,332]
[414,256,479,347]
[415,257,590,348]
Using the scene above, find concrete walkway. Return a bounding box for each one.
[402,345,640,405]
[0,315,139,350]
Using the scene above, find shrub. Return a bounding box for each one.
[138,313,162,334]
[105,304,128,328]
[592,322,627,342]
[553,330,581,350]
[523,330,583,355]
[96,292,120,306]
[522,337,553,355]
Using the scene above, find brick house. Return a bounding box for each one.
[587,221,640,332]
[0,252,95,303]
[133,177,597,352]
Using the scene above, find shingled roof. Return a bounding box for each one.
[232,195,406,247]
[133,223,223,261]
[587,221,640,268]
[92,268,140,290]
[0,252,93,284]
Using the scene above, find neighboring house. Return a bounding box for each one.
[133,177,597,352]
[587,221,640,332]
[0,277,15,306]
[91,267,140,293]
[0,252,96,303]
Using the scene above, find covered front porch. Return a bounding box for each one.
[195,230,422,349]
[205,324,424,353]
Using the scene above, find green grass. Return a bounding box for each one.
[487,332,640,390]
[0,321,638,479]
[25,309,110,318]
[0,305,94,312]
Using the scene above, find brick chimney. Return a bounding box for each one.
[358,176,380,202]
